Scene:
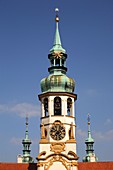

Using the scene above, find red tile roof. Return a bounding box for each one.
[0,162,113,170]
[78,162,113,170]
[0,163,37,170]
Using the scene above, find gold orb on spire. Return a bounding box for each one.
[55,8,59,22]
[87,113,90,125]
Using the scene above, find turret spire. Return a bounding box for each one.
[25,116,29,139]
[87,114,92,140]
[50,8,65,53]
[22,115,34,163]
[83,114,98,162]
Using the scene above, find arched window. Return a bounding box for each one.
[54,97,61,115]
[67,98,72,116]
[55,59,60,66]
[44,98,48,116]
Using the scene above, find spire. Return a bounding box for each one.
[40,8,75,94]
[50,8,66,53]
[22,115,34,163]
[87,114,94,142]
[83,114,98,162]
[25,116,29,140]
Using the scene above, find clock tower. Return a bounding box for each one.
[37,9,79,170]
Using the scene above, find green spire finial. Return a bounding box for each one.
[22,115,34,163]
[86,114,94,142]
[87,113,92,139]
[25,114,29,139]
[50,8,66,53]
[83,114,98,162]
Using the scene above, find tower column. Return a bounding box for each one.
[41,102,45,117]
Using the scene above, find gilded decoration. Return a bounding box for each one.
[68,151,79,160]
[39,123,48,144]
[50,142,65,153]
[52,52,63,59]
[37,155,78,170]
[66,123,76,143]
[37,152,79,161]
[37,151,46,159]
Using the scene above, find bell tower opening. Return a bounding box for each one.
[54,97,61,115]
[67,98,72,116]
[44,98,48,116]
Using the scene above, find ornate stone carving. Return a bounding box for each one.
[50,142,65,153]
[37,151,46,159]
[66,123,76,143]
[37,155,78,170]
[39,123,48,144]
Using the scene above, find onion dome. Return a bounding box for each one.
[40,8,75,94]
[41,74,75,93]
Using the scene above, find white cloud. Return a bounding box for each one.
[10,137,22,145]
[86,89,98,97]
[104,118,112,126]
[93,129,113,142]
[76,127,113,143]
[10,137,39,146]
[77,128,86,138]
[76,127,87,144]
[0,103,40,117]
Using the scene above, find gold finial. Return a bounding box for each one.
[87,113,90,125]
[55,8,59,22]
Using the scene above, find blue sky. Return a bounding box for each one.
[0,0,113,162]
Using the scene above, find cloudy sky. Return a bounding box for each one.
[0,0,113,162]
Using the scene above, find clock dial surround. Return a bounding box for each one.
[50,123,66,141]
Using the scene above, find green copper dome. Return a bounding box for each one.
[41,73,75,93]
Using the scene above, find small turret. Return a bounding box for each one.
[22,116,34,163]
[83,114,98,162]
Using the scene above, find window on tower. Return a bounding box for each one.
[50,59,54,66]
[44,98,48,116]
[62,59,64,66]
[55,58,60,66]
[54,97,61,115]
[67,98,72,116]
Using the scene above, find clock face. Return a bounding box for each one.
[50,124,66,141]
